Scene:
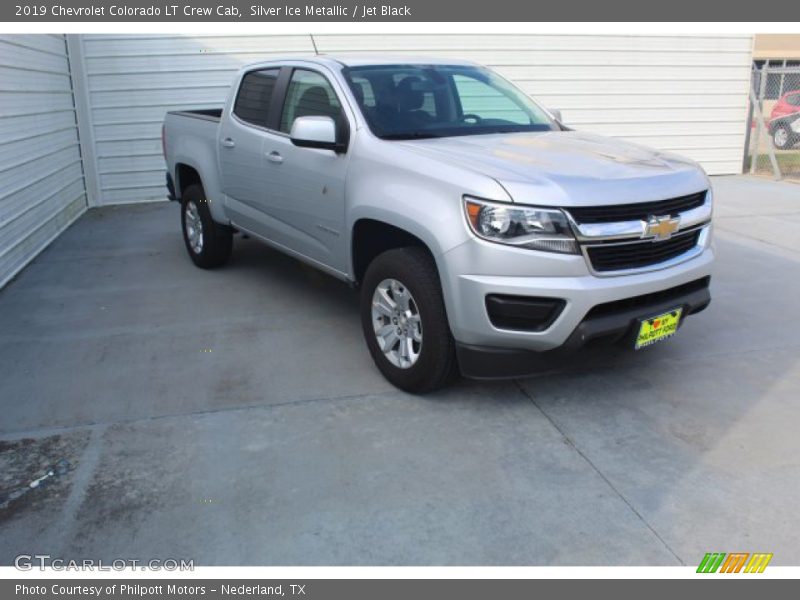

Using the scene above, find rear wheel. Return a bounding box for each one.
[360,247,456,393]
[180,184,232,269]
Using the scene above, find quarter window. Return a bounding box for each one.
[279,69,343,133]
[233,68,280,127]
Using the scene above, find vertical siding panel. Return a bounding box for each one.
[0,34,87,289]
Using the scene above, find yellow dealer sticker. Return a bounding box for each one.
[635,308,683,350]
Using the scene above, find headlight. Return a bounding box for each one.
[463,196,578,254]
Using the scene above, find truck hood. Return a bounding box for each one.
[398,131,708,206]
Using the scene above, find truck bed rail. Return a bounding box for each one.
[167,108,222,122]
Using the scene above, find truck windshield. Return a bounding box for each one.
[342,64,557,140]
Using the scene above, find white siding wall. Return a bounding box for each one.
[0,34,87,288]
[79,33,753,206]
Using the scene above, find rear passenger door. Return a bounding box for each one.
[218,67,280,231]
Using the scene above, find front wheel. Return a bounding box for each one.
[360,247,456,393]
[180,184,232,269]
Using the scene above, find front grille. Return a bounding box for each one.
[568,191,707,224]
[587,229,701,272]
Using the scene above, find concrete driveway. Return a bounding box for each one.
[1,176,798,566]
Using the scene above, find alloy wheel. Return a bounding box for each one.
[184,200,204,254]
[371,278,423,369]
[774,127,789,149]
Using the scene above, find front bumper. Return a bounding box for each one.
[440,233,714,376]
[455,276,710,378]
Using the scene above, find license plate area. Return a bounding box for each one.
[635,307,683,350]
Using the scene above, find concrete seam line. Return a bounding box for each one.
[0,389,396,440]
[502,341,800,384]
[513,380,686,566]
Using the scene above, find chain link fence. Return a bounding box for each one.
[744,65,800,180]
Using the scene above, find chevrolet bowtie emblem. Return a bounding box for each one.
[642,215,681,240]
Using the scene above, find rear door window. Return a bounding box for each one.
[233,68,280,127]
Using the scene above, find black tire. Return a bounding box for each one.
[360,247,457,393]
[180,184,232,269]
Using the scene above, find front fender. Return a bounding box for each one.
[344,137,511,328]
[345,139,510,260]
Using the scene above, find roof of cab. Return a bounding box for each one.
[323,54,478,67]
[241,54,479,69]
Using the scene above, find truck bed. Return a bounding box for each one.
[163,108,225,203]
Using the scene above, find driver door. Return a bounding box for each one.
[258,68,351,272]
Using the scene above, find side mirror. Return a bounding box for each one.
[548,108,563,123]
[290,116,344,152]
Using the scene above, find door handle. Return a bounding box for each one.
[220,137,236,148]
[266,151,284,164]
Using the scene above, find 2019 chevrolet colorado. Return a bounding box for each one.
[162,56,713,392]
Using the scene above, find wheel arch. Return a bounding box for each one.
[351,218,437,285]
[169,141,227,223]
[174,163,204,198]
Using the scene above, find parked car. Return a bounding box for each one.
[770,90,800,121]
[769,100,800,150]
[769,90,800,149]
[162,56,713,392]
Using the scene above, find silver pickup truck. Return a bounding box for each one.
[163,55,713,392]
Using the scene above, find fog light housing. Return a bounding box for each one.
[486,295,566,331]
